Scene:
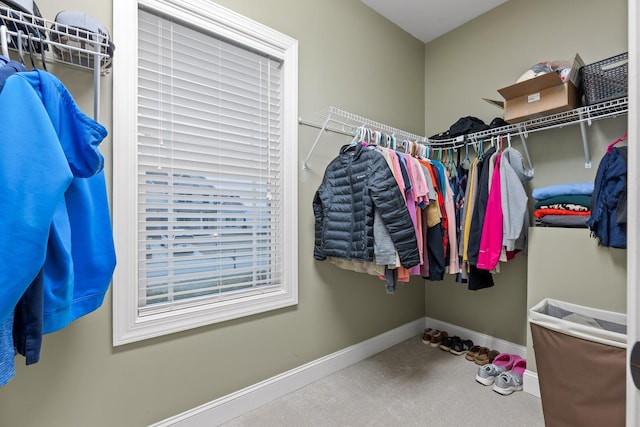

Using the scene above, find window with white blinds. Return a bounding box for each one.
[113,0,298,345]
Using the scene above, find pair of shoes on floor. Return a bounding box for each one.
[493,358,526,395]
[475,353,527,395]
[421,328,449,347]
[421,328,435,344]
[465,345,499,365]
[438,335,474,355]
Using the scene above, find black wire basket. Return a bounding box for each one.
[579,52,628,105]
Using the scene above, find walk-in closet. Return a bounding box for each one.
[0,0,636,426]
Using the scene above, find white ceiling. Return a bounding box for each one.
[361,0,509,43]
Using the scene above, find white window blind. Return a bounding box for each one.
[113,0,298,345]
[138,8,283,314]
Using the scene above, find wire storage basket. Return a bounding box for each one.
[579,52,628,105]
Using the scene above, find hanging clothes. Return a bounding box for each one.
[313,143,420,268]
[500,147,534,253]
[420,160,445,281]
[0,68,114,386]
[0,55,27,387]
[459,157,479,281]
[452,158,469,283]
[586,146,627,248]
[477,153,503,271]
[465,146,496,291]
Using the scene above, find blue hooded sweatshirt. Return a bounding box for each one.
[0,73,73,326]
[19,70,116,334]
[0,70,115,335]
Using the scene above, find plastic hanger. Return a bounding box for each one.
[349,127,361,146]
[606,132,627,153]
[460,143,471,169]
[39,37,47,71]
[16,30,25,65]
[26,33,37,70]
[449,148,457,177]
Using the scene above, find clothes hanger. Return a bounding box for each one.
[375,131,382,146]
[606,132,627,153]
[26,33,37,70]
[460,143,471,170]
[400,139,408,153]
[366,130,376,147]
[39,36,47,71]
[349,126,363,147]
[448,148,457,177]
[16,30,25,65]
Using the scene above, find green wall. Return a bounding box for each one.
[0,0,631,425]
[0,1,426,426]
[423,0,628,346]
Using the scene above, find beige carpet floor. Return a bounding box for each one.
[221,335,545,427]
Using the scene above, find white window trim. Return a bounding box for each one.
[112,0,299,346]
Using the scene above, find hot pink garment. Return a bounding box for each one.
[443,174,459,274]
[477,154,502,271]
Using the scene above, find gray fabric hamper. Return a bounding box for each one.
[529,298,627,427]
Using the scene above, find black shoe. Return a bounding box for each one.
[450,338,474,356]
[438,335,457,352]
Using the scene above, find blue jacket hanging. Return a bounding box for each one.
[586,146,627,249]
[20,70,116,334]
[0,70,115,334]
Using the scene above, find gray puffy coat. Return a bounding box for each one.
[313,144,420,268]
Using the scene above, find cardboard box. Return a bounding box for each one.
[486,54,585,123]
[498,73,581,123]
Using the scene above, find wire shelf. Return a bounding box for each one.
[300,97,628,169]
[0,4,111,74]
[436,97,629,147]
[0,4,112,120]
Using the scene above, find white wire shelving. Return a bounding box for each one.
[299,107,425,170]
[300,97,628,169]
[0,4,112,119]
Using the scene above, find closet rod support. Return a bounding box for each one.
[578,111,592,168]
[0,25,8,57]
[302,113,333,170]
[93,35,101,120]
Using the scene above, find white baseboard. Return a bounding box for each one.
[424,316,527,358]
[151,318,425,427]
[153,317,539,426]
[424,316,540,397]
[523,370,541,398]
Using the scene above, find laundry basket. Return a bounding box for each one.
[529,298,627,427]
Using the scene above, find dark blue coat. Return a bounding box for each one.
[313,144,419,268]
[586,146,627,248]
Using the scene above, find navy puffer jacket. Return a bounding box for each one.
[313,144,420,268]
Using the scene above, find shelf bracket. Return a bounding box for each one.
[578,111,592,168]
[302,112,333,170]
